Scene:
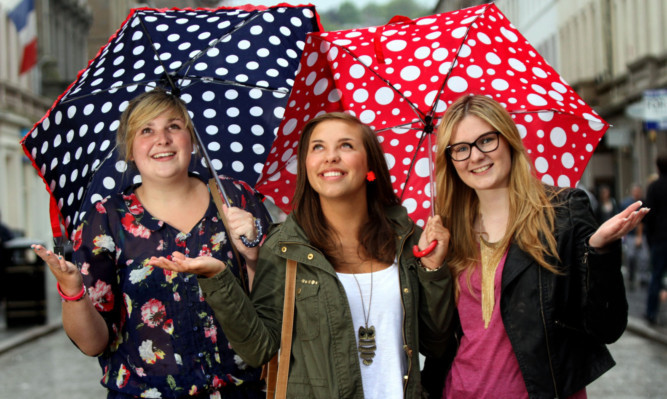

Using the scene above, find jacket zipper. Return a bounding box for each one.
[538,266,560,399]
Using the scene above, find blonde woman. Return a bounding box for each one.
[32,89,270,398]
[423,94,647,399]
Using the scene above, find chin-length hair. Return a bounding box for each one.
[117,88,198,164]
[435,94,560,285]
[291,112,400,265]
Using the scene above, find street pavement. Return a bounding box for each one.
[1,272,666,397]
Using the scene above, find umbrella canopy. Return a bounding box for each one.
[256,3,609,225]
[21,4,320,238]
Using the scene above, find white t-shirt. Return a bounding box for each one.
[337,262,406,399]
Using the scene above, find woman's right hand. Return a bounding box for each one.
[148,251,226,278]
[418,216,451,270]
[31,244,83,296]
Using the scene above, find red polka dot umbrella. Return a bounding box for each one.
[256,3,609,226]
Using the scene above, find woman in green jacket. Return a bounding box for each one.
[150,112,455,398]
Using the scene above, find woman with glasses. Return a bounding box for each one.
[421,94,648,399]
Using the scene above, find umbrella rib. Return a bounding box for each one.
[137,14,179,92]
[174,11,266,79]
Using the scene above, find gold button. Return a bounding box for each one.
[403,375,408,380]
[297,288,302,295]
[403,288,409,293]
[307,253,314,260]
[281,247,287,253]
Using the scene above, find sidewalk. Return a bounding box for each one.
[1,274,667,357]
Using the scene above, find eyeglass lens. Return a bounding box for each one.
[448,132,500,161]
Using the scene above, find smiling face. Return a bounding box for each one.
[305,119,369,205]
[130,108,193,182]
[450,114,512,193]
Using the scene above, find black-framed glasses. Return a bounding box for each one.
[446,131,501,161]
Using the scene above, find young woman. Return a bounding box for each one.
[32,89,271,398]
[150,112,456,398]
[423,94,648,399]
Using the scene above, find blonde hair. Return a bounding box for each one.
[117,89,197,163]
[435,95,561,288]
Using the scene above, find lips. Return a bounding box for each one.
[151,152,175,159]
[321,170,344,178]
[471,164,492,174]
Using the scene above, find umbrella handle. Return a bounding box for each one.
[413,240,438,258]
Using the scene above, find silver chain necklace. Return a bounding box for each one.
[352,262,376,366]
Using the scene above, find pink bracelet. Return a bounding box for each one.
[57,282,86,302]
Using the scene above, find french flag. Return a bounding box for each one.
[8,0,37,75]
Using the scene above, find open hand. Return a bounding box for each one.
[589,201,649,250]
[32,244,83,297]
[148,251,226,278]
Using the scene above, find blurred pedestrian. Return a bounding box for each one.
[621,183,650,289]
[0,210,15,302]
[595,184,619,225]
[645,153,667,325]
[423,94,647,399]
[31,89,271,398]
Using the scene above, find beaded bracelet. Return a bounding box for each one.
[240,218,263,248]
[57,282,86,302]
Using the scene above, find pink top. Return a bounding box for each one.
[444,251,586,399]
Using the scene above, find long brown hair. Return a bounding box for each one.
[292,112,400,265]
[435,95,560,284]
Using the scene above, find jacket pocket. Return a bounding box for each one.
[295,282,320,341]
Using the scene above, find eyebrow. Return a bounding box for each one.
[450,130,498,145]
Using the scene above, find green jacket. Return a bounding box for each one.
[199,205,455,398]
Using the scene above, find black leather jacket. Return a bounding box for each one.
[423,187,628,399]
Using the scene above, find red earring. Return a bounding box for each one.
[366,171,376,182]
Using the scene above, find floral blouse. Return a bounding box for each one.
[72,176,271,399]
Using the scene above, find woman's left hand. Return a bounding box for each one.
[589,200,649,250]
[148,251,226,278]
[418,215,451,270]
[222,204,260,263]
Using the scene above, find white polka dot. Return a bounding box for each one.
[384,153,396,169]
[477,32,491,44]
[447,76,468,93]
[550,127,567,147]
[451,27,467,39]
[508,58,526,72]
[414,158,431,177]
[402,198,418,214]
[486,52,501,65]
[500,27,518,42]
[359,110,375,124]
[492,79,509,91]
[534,157,549,173]
[414,47,430,59]
[103,177,116,190]
[353,89,369,103]
[432,48,448,61]
[532,67,547,78]
[400,66,421,81]
[467,65,483,78]
[561,152,575,169]
[527,94,548,106]
[375,87,395,105]
[538,111,554,122]
[557,175,571,187]
[387,40,407,52]
[314,78,329,96]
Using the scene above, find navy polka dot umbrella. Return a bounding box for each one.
[21,5,320,239]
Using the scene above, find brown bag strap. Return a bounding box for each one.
[266,258,298,399]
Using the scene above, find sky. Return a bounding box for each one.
[228,0,438,13]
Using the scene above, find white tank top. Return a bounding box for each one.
[337,261,406,399]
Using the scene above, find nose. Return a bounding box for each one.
[154,128,172,145]
[469,144,486,161]
[324,148,340,163]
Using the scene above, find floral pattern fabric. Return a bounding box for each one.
[73,176,271,399]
